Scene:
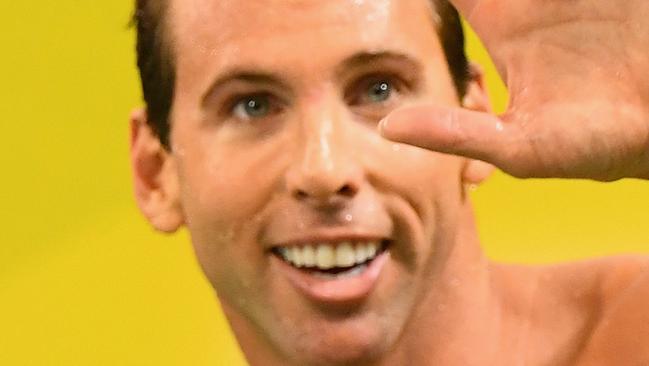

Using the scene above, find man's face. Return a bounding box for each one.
[167,0,469,363]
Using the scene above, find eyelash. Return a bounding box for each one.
[225,92,284,120]
[346,73,409,106]
[222,73,413,122]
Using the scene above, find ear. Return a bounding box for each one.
[130,108,184,233]
[460,63,495,186]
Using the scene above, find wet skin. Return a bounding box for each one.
[130,0,649,365]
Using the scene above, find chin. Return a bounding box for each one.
[272,313,398,366]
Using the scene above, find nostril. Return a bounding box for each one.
[337,184,356,197]
[293,190,309,200]
[292,184,357,202]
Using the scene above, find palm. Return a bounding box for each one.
[384,0,649,180]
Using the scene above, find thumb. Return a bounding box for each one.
[379,104,523,171]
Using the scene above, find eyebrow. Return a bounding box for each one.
[201,51,423,106]
[336,51,423,75]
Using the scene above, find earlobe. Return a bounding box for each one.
[462,158,495,187]
[460,63,495,187]
[130,108,184,233]
[461,63,491,114]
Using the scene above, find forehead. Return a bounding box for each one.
[168,0,443,69]
[169,0,438,43]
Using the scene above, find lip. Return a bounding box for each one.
[270,246,390,306]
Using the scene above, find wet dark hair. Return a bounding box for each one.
[133,0,470,148]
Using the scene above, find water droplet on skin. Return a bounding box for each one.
[236,296,248,307]
[344,214,353,222]
[464,184,478,192]
[240,278,253,290]
[216,227,235,243]
[391,144,401,152]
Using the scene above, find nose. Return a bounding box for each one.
[285,103,362,207]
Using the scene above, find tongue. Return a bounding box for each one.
[308,265,359,275]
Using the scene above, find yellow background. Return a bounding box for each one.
[1,1,647,365]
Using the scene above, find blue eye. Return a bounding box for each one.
[233,95,271,120]
[367,80,392,103]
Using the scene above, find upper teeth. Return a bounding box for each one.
[278,241,381,270]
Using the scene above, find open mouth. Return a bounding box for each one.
[271,240,391,279]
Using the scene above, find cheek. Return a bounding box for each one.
[174,136,289,265]
[411,153,465,234]
[180,160,252,233]
[382,145,463,197]
[379,148,464,247]
[174,133,281,232]
[176,152,275,296]
[173,156,252,258]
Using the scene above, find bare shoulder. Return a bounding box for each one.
[496,256,649,307]
[537,255,649,301]
[596,255,649,299]
[574,255,649,365]
[492,256,649,366]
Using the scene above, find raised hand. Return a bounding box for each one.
[381,0,649,181]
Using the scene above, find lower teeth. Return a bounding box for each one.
[312,264,368,279]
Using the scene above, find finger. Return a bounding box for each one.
[379,104,521,171]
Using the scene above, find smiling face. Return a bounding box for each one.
[132,0,489,364]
